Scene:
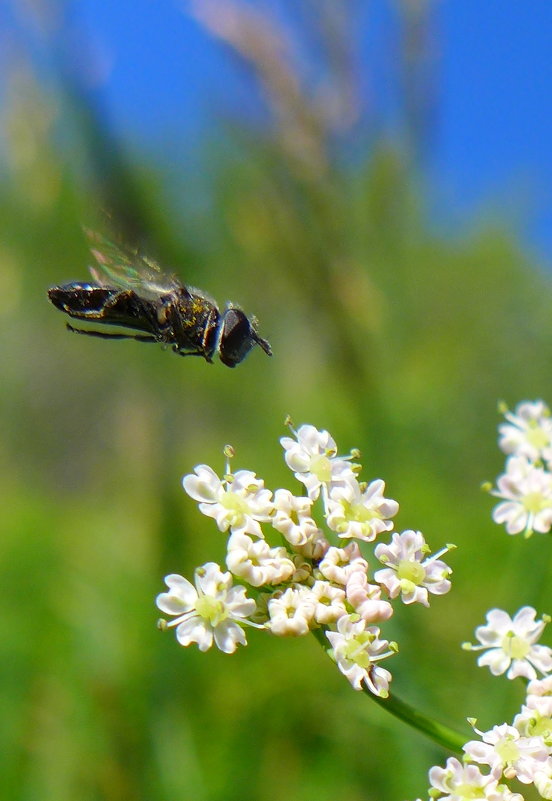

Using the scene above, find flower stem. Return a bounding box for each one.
[366,687,467,753]
[312,628,466,754]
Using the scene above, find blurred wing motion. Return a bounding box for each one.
[84,227,183,300]
[47,228,272,367]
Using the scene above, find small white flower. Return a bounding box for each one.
[156,564,257,653]
[492,455,552,536]
[318,542,368,586]
[463,723,549,783]
[280,423,358,500]
[373,530,452,607]
[271,489,321,547]
[267,586,316,636]
[326,615,394,696]
[467,607,552,680]
[292,528,331,561]
[346,570,393,623]
[325,477,399,542]
[492,788,528,801]
[310,580,347,624]
[226,532,295,587]
[428,757,510,801]
[533,758,552,800]
[527,676,552,717]
[499,400,552,463]
[514,704,552,743]
[183,465,273,538]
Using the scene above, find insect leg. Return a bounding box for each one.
[66,324,157,342]
[170,344,210,359]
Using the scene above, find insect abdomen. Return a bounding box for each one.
[48,283,115,312]
[48,283,159,335]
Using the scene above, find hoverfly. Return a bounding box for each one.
[47,229,272,367]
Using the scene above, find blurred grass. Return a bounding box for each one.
[2,2,552,800]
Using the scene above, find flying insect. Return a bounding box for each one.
[47,229,272,367]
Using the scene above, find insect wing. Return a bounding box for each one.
[84,228,185,301]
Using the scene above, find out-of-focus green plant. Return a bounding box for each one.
[2,1,552,799]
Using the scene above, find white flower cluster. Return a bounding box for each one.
[156,423,454,698]
[491,401,552,537]
[414,607,552,801]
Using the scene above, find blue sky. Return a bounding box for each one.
[437,2,552,256]
[8,0,552,259]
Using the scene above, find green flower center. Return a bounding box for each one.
[495,737,520,764]
[195,595,227,626]
[453,784,485,799]
[523,491,549,514]
[342,634,372,668]
[309,454,332,483]
[348,501,379,523]
[501,631,530,660]
[220,491,250,525]
[397,559,426,586]
[525,714,552,738]
[527,425,549,450]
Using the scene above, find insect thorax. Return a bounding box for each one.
[169,291,220,357]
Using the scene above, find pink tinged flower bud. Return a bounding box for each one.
[271,488,321,547]
[318,543,368,586]
[310,580,347,624]
[346,570,393,623]
[293,529,330,560]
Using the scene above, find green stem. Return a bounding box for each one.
[312,628,467,754]
[366,687,467,754]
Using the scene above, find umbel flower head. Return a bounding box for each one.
[406,401,552,801]
[157,421,454,697]
[490,401,552,537]
[418,601,552,801]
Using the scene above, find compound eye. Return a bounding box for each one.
[218,309,254,367]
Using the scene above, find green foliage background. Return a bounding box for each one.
[2,3,552,800]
